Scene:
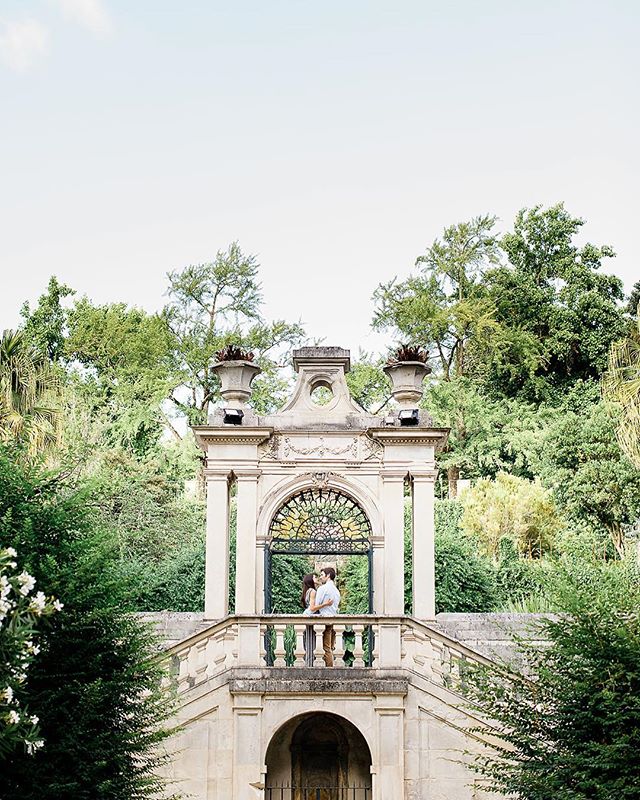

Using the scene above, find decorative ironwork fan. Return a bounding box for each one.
[269,489,371,554]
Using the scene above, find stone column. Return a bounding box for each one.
[235,470,261,615]
[411,470,437,620]
[381,470,406,615]
[204,469,231,620]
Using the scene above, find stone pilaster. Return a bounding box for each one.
[204,469,231,620]
[381,470,406,615]
[374,695,405,798]
[411,470,437,620]
[235,470,261,615]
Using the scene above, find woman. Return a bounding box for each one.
[300,573,317,665]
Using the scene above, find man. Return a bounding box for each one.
[310,567,341,666]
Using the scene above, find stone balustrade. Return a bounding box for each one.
[170,614,494,695]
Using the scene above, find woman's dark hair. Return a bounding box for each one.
[300,573,316,609]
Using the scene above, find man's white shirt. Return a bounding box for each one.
[315,579,340,616]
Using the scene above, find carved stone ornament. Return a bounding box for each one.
[282,436,358,459]
[362,436,383,461]
[309,472,334,489]
[258,434,281,460]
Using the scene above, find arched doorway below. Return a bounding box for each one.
[265,712,372,799]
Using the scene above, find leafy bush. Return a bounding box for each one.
[463,562,640,799]
[461,472,561,558]
[0,449,176,800]
[403,499,499,614]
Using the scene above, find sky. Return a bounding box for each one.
[1,0,638,357]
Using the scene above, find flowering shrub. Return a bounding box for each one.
[0,546,62,758]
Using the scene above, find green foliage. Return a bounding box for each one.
[269,555,312,614]
[463,563,640,799]
[460,472,562,558]
[531,402,640,557]
[0,450,177,800]
[424,378,550,482]
[0,330,60,459]
[487,203,625,401]
[0,546,61,759]
[340,556,370,614]
[20,276,75,363]
[495,537,550,609]
[345,353,390,412]
[403,500,499,614]
[603,312,640,469]
[373,215,505,380]
[164,242,304,423]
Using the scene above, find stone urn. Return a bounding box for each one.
[383,360,432,408]
[211,359,261,406]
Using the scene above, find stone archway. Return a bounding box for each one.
[265,711,372,799]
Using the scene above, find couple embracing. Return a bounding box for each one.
[300,567,340,666]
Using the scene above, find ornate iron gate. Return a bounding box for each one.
[264,488,373,615]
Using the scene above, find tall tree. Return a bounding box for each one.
[164,242,304,422]
[531,403,640,557]
[487,203,625,401]
[20,277,74,363]
[373,215,505,380]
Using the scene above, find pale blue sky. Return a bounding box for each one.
[1,1,638,355]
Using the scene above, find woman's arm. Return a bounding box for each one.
[310,591,332,613]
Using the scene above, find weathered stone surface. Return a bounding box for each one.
[434,612,547,665]
[138,611,207,649]
[228,667,408,695]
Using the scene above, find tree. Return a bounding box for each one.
[0,330,59,457]
[65,299,177,454]
[531,403,640,557]
[424,377,551,496]
[603,312,640,469]
[164,242,304,423]
[460,472,562,558]
[345,353,390,412]
[0,450,177,800]
[373,215,505,381]
[463,563,640,800]
[487,203,626,401]
[0,546,61,759]
[20,277,74,363]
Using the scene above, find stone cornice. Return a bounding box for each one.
[368,427,449,451]
[192,426,273,451]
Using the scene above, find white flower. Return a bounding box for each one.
[8,709,20,725]
[25,739,44,755]
[52,599,64,612]
[2,686,14,703]
[29,715,39,725]
[0,575,10,598]
[28,592,46,613]
[17,572,36,596]
[4,547,17,558]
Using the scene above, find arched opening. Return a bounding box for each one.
[264,487,374,615]
[265,712,372,799]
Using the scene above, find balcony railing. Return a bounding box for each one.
[170,614,494,695]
